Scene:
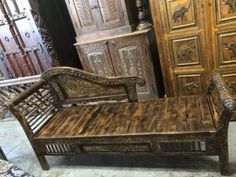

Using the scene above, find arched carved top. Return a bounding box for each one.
[41,67,145,103]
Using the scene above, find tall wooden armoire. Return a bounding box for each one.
[150,0,236,97]
[65,0,161,100]
[0,0,54,80]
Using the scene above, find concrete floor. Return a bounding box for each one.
[1,120,236,177]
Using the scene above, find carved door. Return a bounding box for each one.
[108,34,158,98]
[95,0,123,30]
[0,0,52,78]
[76,41,115,77]
[211,0,236,98]
[150,0,211,96]
[65,0,97,35]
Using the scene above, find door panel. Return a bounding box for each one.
[71,0,97,34]
[76,42,115,77]
[216,30,236,67]
[95,0,123,30]
[176,73,205,96]
[171,35,204,67]
[166,0,197,30]
[222,72,236,97]
[108,34,158,98]
[215,0,236,24]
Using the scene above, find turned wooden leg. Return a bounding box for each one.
[219,139,230,176]
[37,155,50,170]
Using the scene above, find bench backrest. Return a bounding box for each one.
[8,67,145,137]
[207,72,236,131]
[40,67,145,106]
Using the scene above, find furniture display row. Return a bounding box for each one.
[8,67,236,175]
[150,0,236,98]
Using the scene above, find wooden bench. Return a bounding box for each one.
[8,67,236,175]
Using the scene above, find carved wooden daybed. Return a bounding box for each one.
[8,67,236,175]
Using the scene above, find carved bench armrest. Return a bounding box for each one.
[8,80,58,137]
[207,72,236,131]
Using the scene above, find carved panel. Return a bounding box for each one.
[217,31,236,67]
[74,0,94,27]
[215,0,236,23]
[171,36,202,67]
[176,74,203,96]
[222,73,236,96]
[165,0,196,30]
[96,0,122,29]
[77,42,115,77]
[110,40,148,92]
[55,75,126,100]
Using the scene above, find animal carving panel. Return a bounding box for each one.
[166,0,196,29]
[177,46,196,62]
[183,81,200,94]
[223,0,236,13]
[224,42,236,58]
[172,3,191,22]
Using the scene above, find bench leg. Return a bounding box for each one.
[37,155,50,170]
[219,139,230,176]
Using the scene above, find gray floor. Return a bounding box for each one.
[1,120,236,177]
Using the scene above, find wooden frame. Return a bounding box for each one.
[8,67,236,175]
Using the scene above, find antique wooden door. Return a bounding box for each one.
[210,0,236,97]
[0,0,52,79]
[76,41,115,77]
[150,0,212,96]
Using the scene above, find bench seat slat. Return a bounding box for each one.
[36,95,215,138]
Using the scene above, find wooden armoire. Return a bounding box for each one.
[150,0,236,97]
[0,0,53,80]
[65,0,161,100]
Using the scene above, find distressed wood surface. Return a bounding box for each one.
[37,95,215,138]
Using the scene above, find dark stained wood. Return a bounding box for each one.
[8,67,236,175]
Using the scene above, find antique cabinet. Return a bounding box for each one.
[65,0,137,41]
[150,0,236,97]
[0,0,52,79]
[76,29,159,99]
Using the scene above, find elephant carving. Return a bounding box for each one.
[177,46,196,62]
[224,42,236,58]
[183,81,200,94]
[223,0,236,13]
[172,2,191,22]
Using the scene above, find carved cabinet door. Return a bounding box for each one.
[65,0,97,35]
[108,34,158,99]
[150,0,211,96]
[76,41,115,77]
[94,0,124,30]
